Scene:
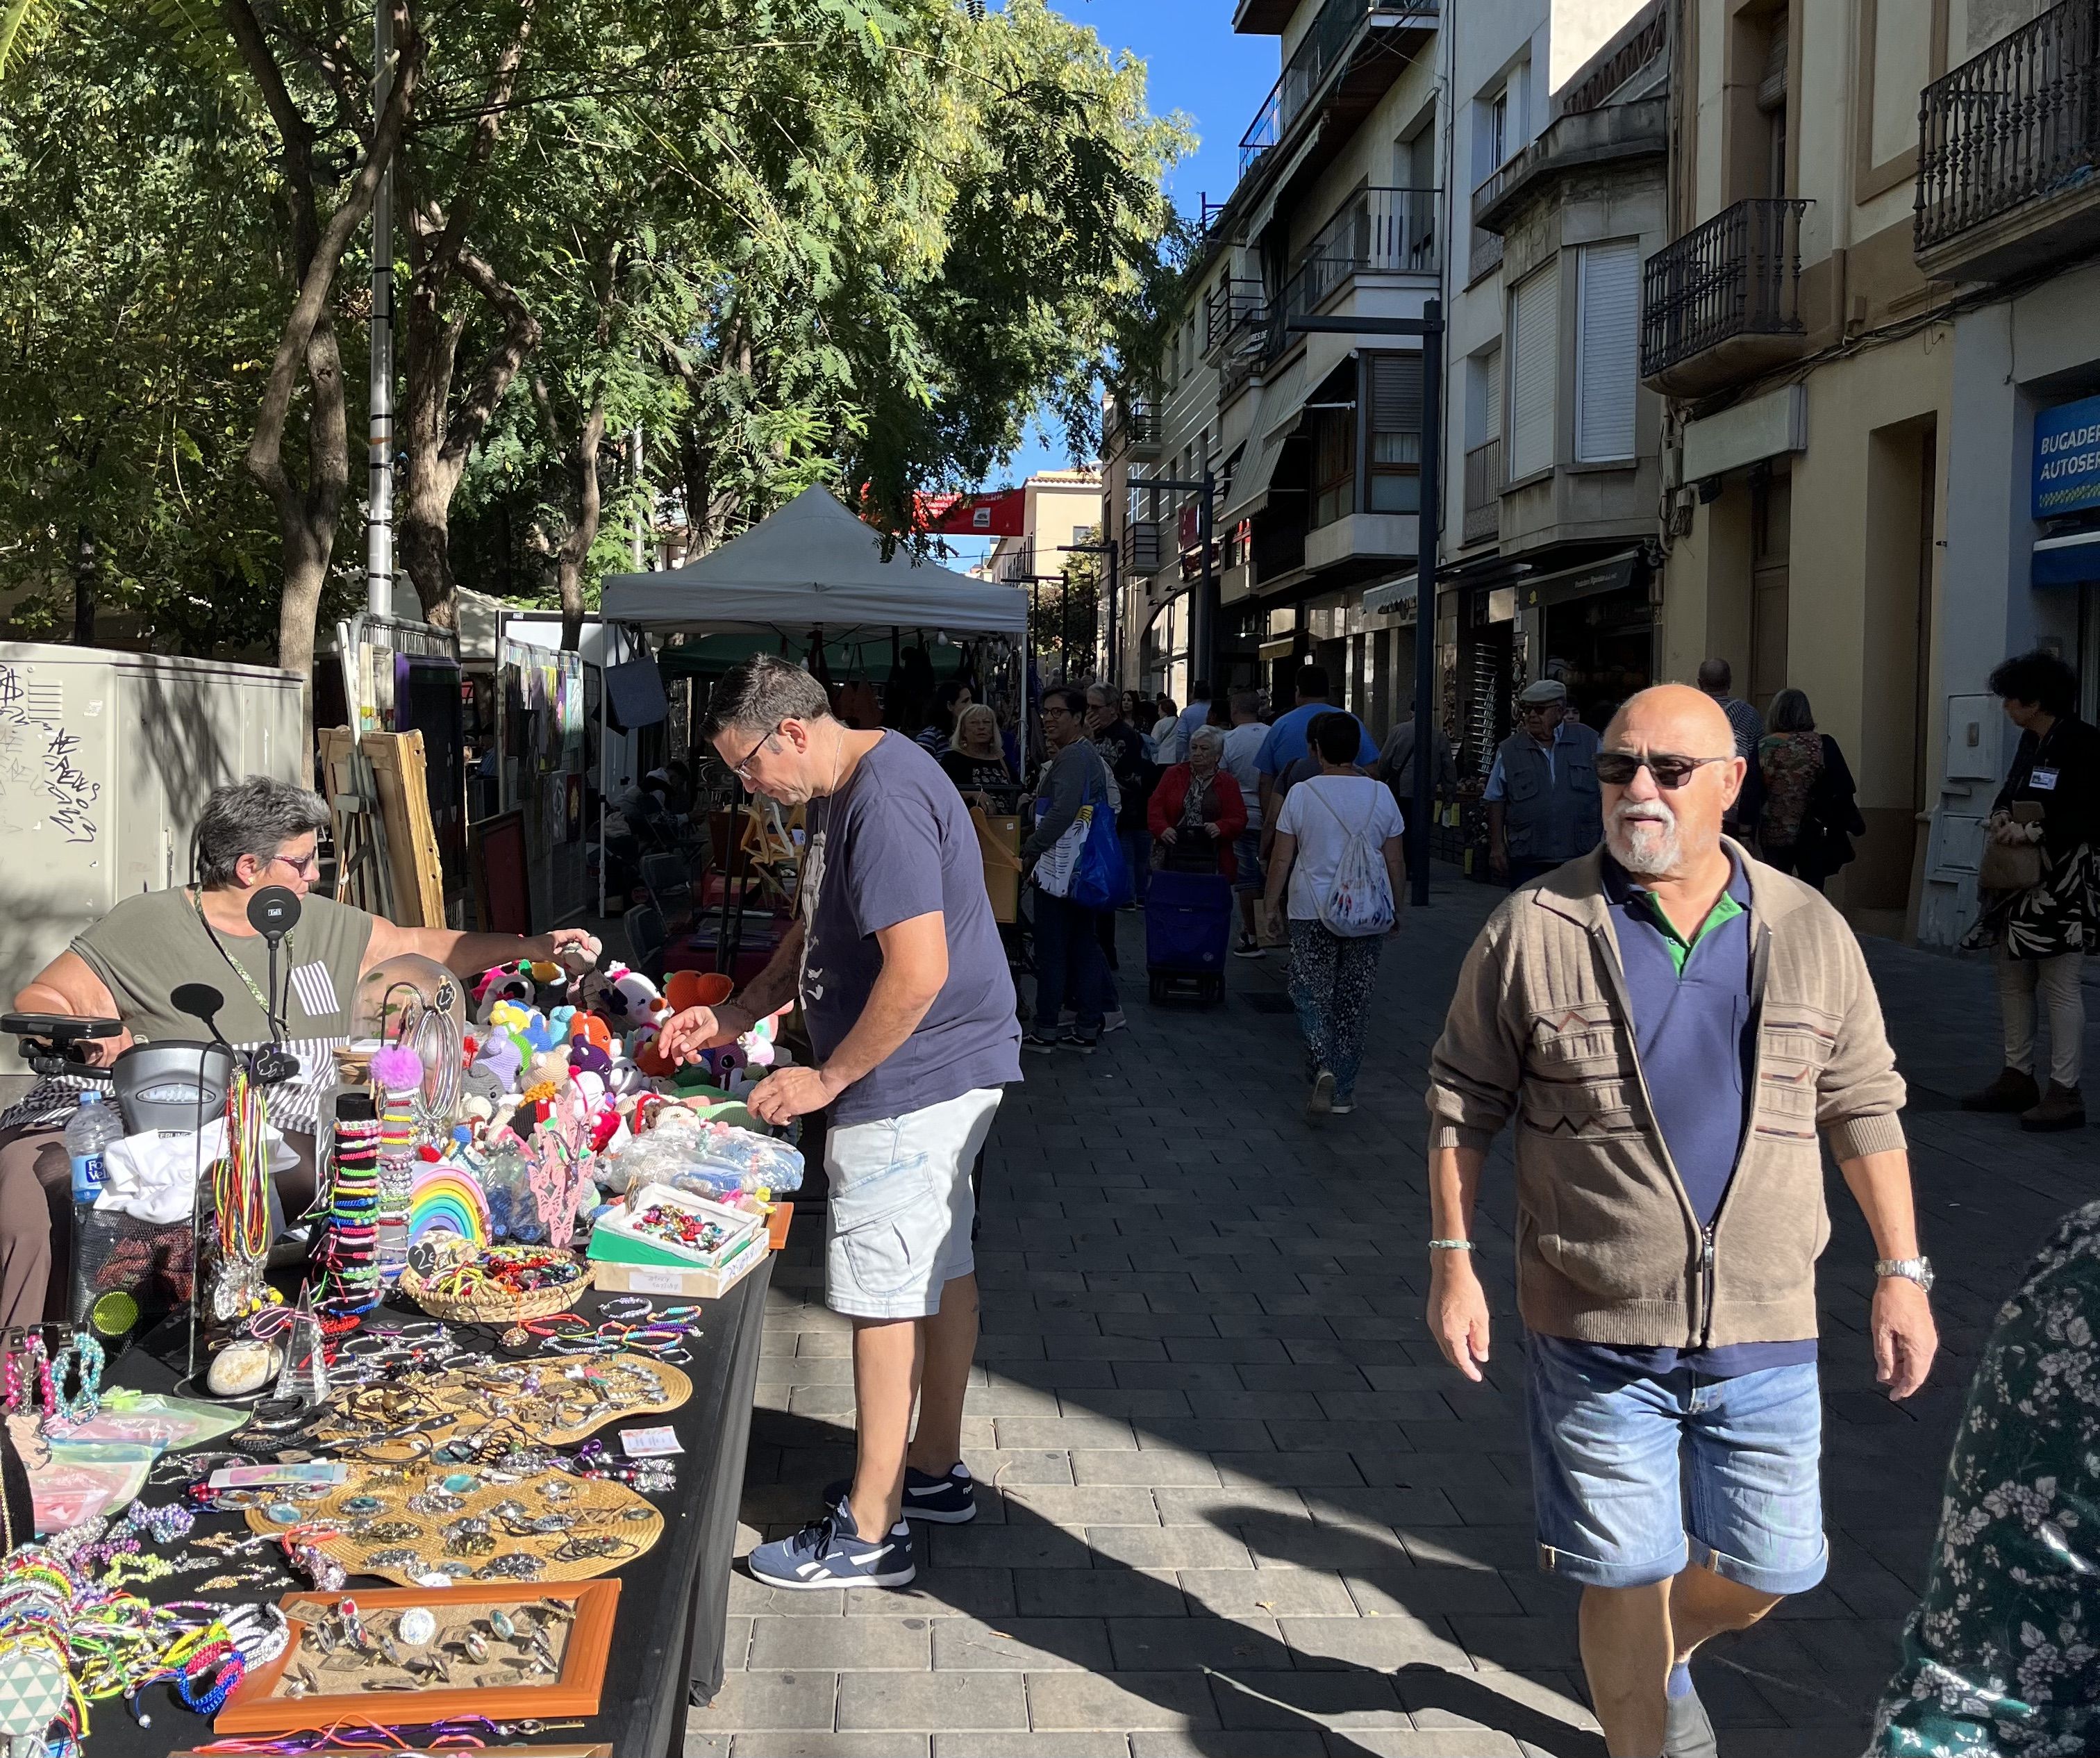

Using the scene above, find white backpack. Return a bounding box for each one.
[1307,784,1395,938]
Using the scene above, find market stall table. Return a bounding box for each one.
[78,1266,772,1757]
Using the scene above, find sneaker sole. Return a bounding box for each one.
[747,1559,919,1590]
[898,1502,978,1524]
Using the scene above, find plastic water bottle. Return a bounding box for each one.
[64,1091,124,1203]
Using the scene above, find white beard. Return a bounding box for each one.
[1607,803,1683,875]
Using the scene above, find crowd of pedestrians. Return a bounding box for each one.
[685,644,2098,1758]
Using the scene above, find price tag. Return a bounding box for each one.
[621,1426,683,1458]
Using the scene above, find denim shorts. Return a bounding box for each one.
[824,1088,1002,1320]
[1233,829,1264,894]
[1524,1334,1829,1594]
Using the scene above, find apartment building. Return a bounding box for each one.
[981,467,1105,681]
[1645,0,1959,937]
[1438,1,1669,779]
[1101,0,1649,794]
[1912,0,2100,945]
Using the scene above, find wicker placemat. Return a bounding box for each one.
[312,1352,692,1461]
[247,1464,663,1586]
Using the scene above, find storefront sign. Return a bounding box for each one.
[2033,395,2100,518]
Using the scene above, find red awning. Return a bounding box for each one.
[915,488,1026,536]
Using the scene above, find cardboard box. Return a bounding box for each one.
[589,1238,771,1300]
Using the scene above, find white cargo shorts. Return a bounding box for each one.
[824,1087,1003,1320]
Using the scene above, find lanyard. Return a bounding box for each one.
[188,888,286,1020]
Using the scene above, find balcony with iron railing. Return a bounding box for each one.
[1463,438,1501,545]
[1915,0,2100,281]
[1205,278,1269,355]
[1640,198,1812,397]
[1238,0,1439,179]
[1103,398,1162,461]
[1278,186,1440,327]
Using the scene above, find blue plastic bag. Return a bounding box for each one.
[1069,782,1132,912]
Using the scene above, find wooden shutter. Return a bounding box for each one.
[1508,267,1558,481]
[1575,240,1640,463]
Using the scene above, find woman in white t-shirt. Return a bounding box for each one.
[1261,712,1406,1119]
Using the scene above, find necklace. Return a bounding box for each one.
[188,888,288,1018]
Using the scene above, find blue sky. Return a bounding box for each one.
[940,1,1276,565]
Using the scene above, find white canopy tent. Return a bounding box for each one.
[600,484,1026,637]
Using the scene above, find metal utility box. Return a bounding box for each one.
[0,643,303,1004]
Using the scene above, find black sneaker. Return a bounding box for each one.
[1058,1031,1099,1054]
[1233,935,1265,959]
[1021,1031,1061,1053]
[823,1463,977,1525]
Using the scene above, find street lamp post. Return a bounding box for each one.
[1285,299,1442,909]
[366,0,396,619]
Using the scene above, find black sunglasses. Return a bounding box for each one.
[1594,752,1731,790]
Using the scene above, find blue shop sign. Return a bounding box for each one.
[2033,395,2100,518]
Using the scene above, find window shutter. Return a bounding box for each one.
[1575,241,1640,463]
[1369,354,1424,464]
[1508,267,1558,481]
[1481,345,1502,441]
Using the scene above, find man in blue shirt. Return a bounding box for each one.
[1254,665,1378,854]
[660,656,1020,1593]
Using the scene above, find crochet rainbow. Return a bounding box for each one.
[407,1168,490,1248]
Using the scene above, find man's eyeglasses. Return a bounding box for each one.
[724,723,783,783]
[1594,752,1731,790]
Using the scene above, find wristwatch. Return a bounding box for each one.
[1874,1257,1934,1293]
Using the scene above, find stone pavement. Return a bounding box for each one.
[688,870,2099,1758]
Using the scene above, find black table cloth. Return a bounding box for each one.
[74,1259,771,1756]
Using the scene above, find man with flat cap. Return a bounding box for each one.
[1485,678,1601,888]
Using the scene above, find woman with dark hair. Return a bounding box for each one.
[916,679,972,757]
[1755,688,1863,889]
[1961,650,2100,1131]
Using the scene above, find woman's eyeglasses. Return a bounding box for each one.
[1593,752,1731,790]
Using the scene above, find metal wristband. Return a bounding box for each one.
[1427,1239,1475,1253]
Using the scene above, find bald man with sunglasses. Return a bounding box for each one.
[1425,685,1936,1758]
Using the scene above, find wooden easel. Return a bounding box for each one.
[319,727,396,920]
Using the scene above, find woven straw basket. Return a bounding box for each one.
[399,1253,594,1325]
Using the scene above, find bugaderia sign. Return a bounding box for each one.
[2034,394,2100,518]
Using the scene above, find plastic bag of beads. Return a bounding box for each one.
[55,1393,245,1450]
[28,1441,156,1532]
[477,1142,544,1243]
[681,1120,804,1194]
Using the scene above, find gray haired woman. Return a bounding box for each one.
[0,774,594,1327]
[1147,724,1249,878]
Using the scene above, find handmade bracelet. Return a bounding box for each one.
[1426,1238,1476,1252]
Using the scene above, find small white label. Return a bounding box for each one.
[624,1268,688,1294]
[2031,766,2059,791]
[622,1425,683,1457]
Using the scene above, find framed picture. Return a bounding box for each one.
[212,1579,619,1734]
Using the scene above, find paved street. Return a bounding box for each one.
[691,872,2099,1758]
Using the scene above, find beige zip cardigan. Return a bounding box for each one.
[1425,843,1907,1348]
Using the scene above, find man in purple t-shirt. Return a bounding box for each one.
[660,656,1021,1593]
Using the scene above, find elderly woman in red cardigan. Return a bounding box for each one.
[1147,724,1248,878]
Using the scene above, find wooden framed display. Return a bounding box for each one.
[213,1579,619,1733]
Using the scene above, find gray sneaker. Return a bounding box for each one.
[1306,1070,1336,1120]
[1663,1677,1717,1758]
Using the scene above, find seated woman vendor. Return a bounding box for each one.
[0,774,594,1327]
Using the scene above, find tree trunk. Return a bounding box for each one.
[557,397,608,652]
[72,524,95,645]
[223,0,421,761]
